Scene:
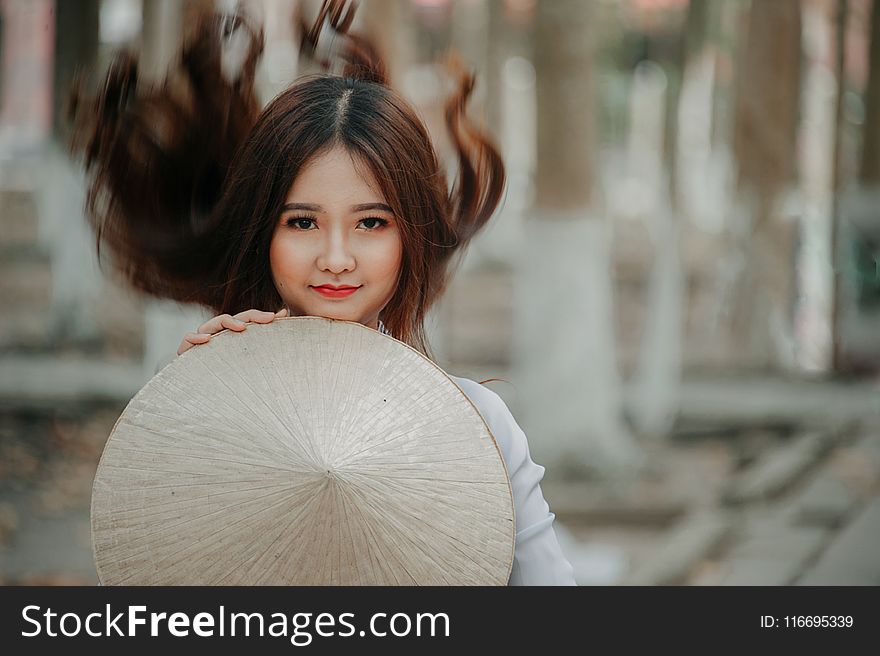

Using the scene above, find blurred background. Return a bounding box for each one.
[0,0,878,585]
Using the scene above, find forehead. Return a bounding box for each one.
[287,146,384,201]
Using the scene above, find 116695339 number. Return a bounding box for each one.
[760,615,854,629]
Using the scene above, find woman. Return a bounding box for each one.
[71,0,575,586]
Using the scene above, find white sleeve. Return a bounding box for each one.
[450,377,577,586]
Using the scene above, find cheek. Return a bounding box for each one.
[381,235,404,281]
[268,236,283,282]
[269,234,304,283]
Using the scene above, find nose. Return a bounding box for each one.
[316,228,356,274]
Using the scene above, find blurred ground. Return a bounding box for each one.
[550,416,880,585]
[0,403,120,584]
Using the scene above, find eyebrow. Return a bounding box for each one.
[282,202,394,214]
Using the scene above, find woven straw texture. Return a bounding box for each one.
[92,317,515,585]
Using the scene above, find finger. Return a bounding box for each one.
[197,314,230,334]
[218,315,247,332]
[275,307,289,317]
[251,309,279,323]
[198,314,245,334]
[178,333,211,355]
[233,308,277,324]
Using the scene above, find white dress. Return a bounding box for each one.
[449,375,577,586]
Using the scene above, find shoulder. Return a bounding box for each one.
[447,375,511,430]
[447,375,505,416]
[447,375,529,474]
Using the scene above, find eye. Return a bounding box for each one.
[285,216,317,230]
[359,217,389,230]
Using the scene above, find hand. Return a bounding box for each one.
[177,307,289,356]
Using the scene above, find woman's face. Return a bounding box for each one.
[269,146,403,330]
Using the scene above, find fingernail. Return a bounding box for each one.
[233,319,245,327]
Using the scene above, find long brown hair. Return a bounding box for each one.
[69,0,505,357]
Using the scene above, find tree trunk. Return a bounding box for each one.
[533,2,593,209]
[649,0,714,397]
[53,0,99,142]
[516,0,640,477]
[629,62,685,440]
[860,0,880,185]
[829,0,848,373]
[485,0,506,139]
[834,0,880,374]
[361,0,417,87]
[729,0,802,370]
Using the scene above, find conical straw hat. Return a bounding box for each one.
[91,317,515,585]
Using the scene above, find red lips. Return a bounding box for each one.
[311,285,360,298]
